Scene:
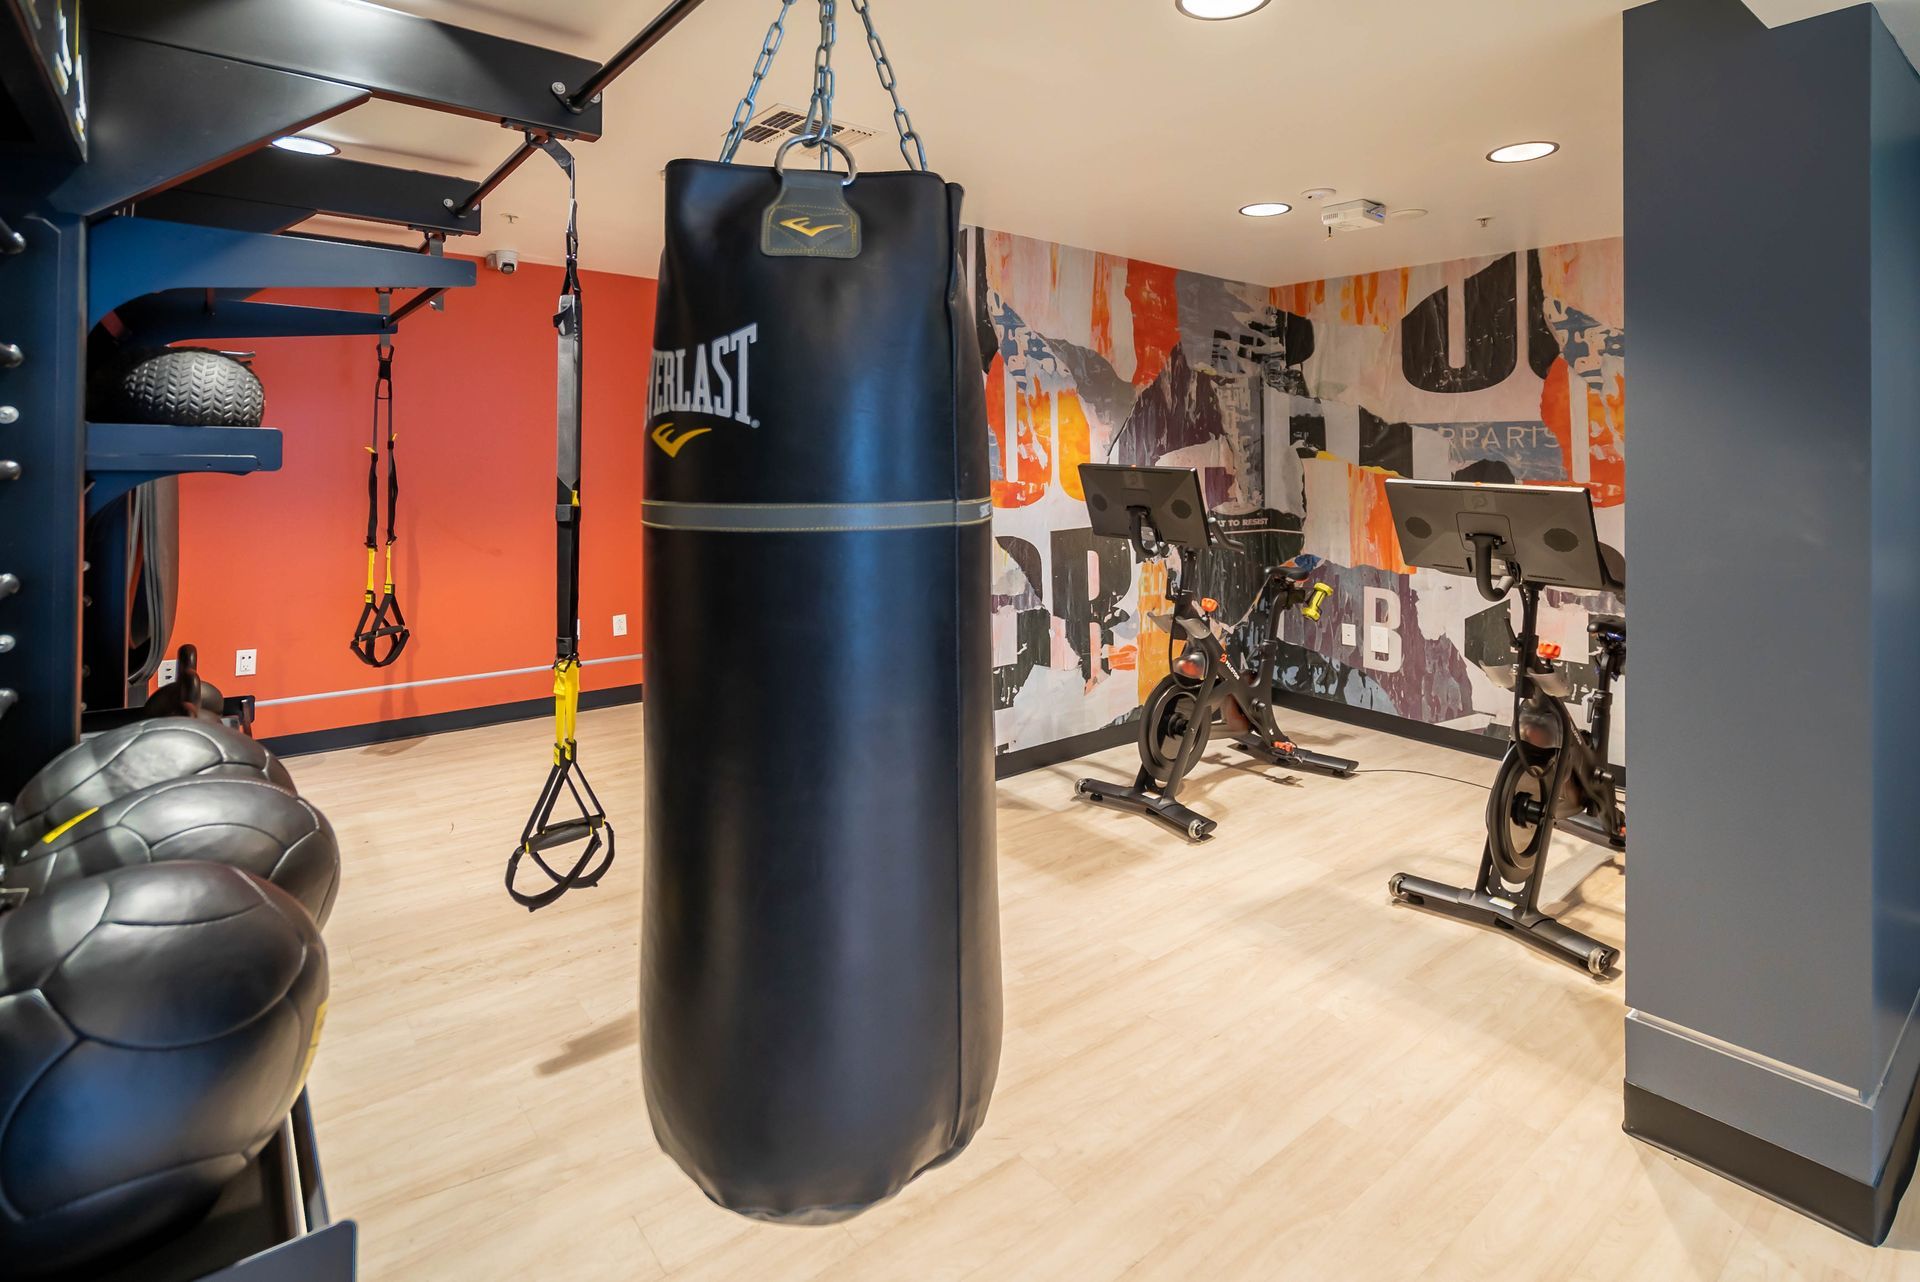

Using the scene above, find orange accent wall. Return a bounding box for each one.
[168,259,655,739]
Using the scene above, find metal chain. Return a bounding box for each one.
[849,0,927,171]
[798,0,838,170]
[719,0,925,173]
[719,0,798,163]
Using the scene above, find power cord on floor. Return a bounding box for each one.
[1353,768,1492,790]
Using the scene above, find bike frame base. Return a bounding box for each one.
[1074,778,1218,841]
[1387,870,1619,977]
[1233,737,1359,778]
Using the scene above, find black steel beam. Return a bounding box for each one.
[386,288,449,328]
[449,0,712,222]
[0,212,88,795]
[565,0,713,111]
[90,217,475,328]
[33,34,368,218]
[453,136,542,221]
[90,0,605,139]
[173,150,483,237]
[135,189,314,237]
[115,297,391,346]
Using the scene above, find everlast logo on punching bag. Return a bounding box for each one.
[761,167,862,260]
[647,323,758,458]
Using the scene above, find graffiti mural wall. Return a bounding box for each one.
[973,229,1626,760]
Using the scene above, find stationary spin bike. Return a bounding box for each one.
[1075,464,1358,840]
[1382,478,1626,976]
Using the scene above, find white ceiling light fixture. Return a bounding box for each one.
[1176,0,1271,20]
[271,135,340,157]
[1239,201,1291,218]
[1486,140,1559,164]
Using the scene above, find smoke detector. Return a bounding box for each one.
[1321,198,1386,233]
[735,103,877,154]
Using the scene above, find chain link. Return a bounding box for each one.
[849,0,927,171]
[719,0,798,163]
[798,0,838,170]
[719,0,927,174]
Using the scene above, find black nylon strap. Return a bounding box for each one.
[507,135,614,911]
[542,135,584,665]
[351,326,410,667]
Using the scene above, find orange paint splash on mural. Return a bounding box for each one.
[1009,385,1053,509]
[1091,253,1120,369]
[1338,269,1408,330]
[1587,371,1626,507]
[1540,355,1575,480]
[987,230,1015,298]
[1056,389,1092,501]
[1137,559,1172,700]
[1125,259,1181,389]
[1353,468,1412,575]
[1272,280,1325,317]
[1540,356,1626,508]
[988,354,1051,509]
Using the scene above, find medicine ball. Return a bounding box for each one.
[4,777,341,927]
[89,347,265,428]
[2,719,294,859]
[0,862,328,1277]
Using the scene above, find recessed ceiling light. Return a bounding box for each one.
[271,135,340,157]
[1388,208,1428,220]
[1487,140,1559,164]
[1176,0,1271,19]
[1240,202,1291,218]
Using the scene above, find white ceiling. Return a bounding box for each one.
[287,0,1894,288]
[1746,0,1920,64]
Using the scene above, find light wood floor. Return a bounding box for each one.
[295,705,1920,1281]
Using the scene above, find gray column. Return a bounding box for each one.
[1624,0,1920,1242]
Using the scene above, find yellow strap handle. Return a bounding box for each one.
[1302,582,1334,622]
[364,546,378,597]
[553,659,581,762]
[383,542,397,594]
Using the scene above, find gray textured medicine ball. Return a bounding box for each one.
[0,862,329,1277]
[4,776,340,927]
[2,718,295,859]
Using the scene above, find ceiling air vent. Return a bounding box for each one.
[737,103,877,152]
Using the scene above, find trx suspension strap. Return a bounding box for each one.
[507,136,615,911]
[351,290,410,666]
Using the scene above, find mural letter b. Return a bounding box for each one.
[1363,587,1403,674]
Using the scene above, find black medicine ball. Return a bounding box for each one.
[0,862,329,1277]
[4,776,341,927]
[3,718,294,858]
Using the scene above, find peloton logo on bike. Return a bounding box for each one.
[647,323,759,458]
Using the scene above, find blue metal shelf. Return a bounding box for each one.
[85,421,284,516]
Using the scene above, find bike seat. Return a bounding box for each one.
[1270,563,1311,584]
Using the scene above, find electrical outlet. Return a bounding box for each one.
[612,613,628,637]
[235,649,257,677]
[156,659,178,685]
[1341,623,1358,648]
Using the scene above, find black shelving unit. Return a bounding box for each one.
[0,2,713,1276]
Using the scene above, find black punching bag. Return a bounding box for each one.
[641,144,1000,1221]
